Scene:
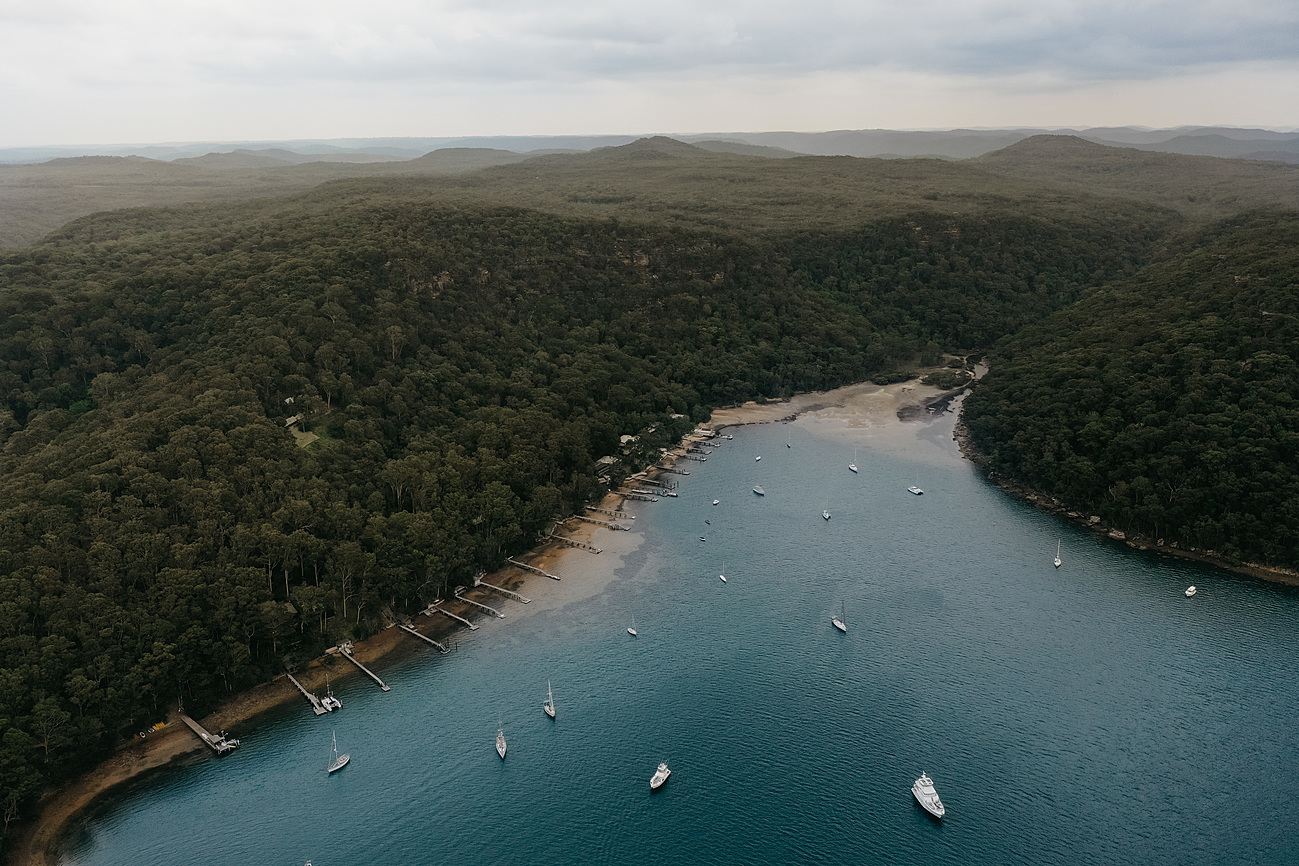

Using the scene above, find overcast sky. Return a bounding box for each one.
[2,0,1296,146]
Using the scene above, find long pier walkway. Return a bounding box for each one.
[507,558,561,580]
[178,711,240,755]
[397,622,449,653]
[432,606,479,630]
[339,647,391,691]
[548,533,602,553]
[573,514,625,530]
[284,670,328,715]
[478,580,531,603]
[586,505,632,519]
[617,491,659,502]
[455,588,505,618]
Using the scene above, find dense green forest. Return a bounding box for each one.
[963,212,1299,564]
[0,135,1297,853]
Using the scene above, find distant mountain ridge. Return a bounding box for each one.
[5,126,1298,165]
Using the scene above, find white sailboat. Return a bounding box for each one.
[327,730,350,773]
[755,455,761,461]
[849,447,858,474]
[823,507,831,520]
[495,721,507,759]
[832,601,846,633]
[628,615,638,637]
[1053,540,1062,569]
[719,560,727,583]
[543,681,556,719]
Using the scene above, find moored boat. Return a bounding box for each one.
[907,486,924,495]
[650,762,671,790]
[832,601,846,633]
[912,772,944,818]
[1185,585,1197,597]
[753,485,765,496]
[1054,540,1062,569]
[543,681,556,719]
[327,731,350,774]
[496,725,507,759]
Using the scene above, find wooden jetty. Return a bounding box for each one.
[656,465,690,475]
[339,646,391,691]
[548,533,603,553]
[507,557,561,580]
[573,514,627,530]
[284,670,328,715]
[178,711,240,755]
[432,606,479,630]
[681,454,707,462]
[478,580,531,603]
[397,622,449,653]
[455,588,505,618]
[618,491,659,502]
[586,505,632,519]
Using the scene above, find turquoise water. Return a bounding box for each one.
[59,417,1299,865]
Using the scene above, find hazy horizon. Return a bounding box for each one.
[2,1,1296,148]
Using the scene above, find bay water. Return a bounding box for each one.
[58,409,1299,865]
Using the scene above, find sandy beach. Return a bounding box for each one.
[7,375,964,866]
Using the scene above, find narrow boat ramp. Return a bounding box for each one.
[284,669,328,715]
[338,644,391,691]
[178,710,240,755]
[507,558,561,580]
[397,622,450,653]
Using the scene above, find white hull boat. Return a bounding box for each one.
[650,762,671,790]
[327,731,350,774]
[912,773,945,818]
[496,726,507,759]
[907,486,924,495]
[832,601,846,633]
[543,681,556,719]
[1053,540,1062,568]
[1185,585,1197,597]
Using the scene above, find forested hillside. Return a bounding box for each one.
[0,153,1169,847]
[963,212,1299,565]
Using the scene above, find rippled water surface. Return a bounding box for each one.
[60,415,1299,865]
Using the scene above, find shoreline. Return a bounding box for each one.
[952,415,1299,588]
[8,491,632,866]
[26,368,1287,864]
[11,375,951,866]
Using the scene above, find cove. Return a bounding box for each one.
[57,408,1299,866]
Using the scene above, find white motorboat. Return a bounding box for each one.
[496,724,507,759]
[543,681,556,719]
[832,601,846,633]
[823,509,831,520]
[755,455,761,461]
[1185,585,1197,597]
[1053,540,1062,569]
[753,485,765,496]
[912,772,944,818]
[650,762,671,790]
[327,731,350,774]
[712,499,720,506]
[907,486,924,495]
